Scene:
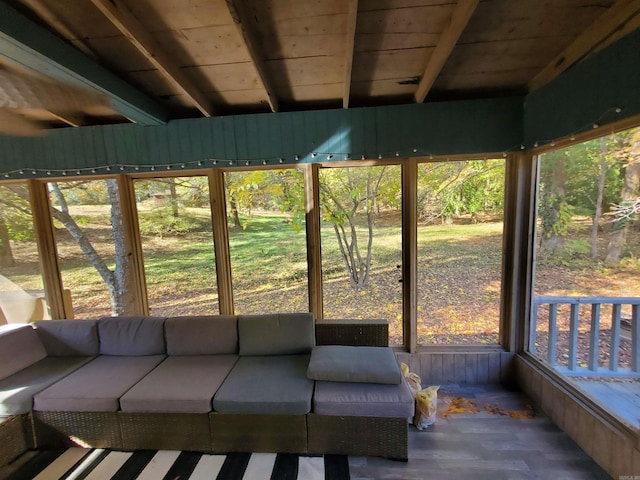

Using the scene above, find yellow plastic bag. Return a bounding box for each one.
[413,386,439,430]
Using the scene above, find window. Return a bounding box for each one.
[319,165,403,345]
[0,183,47,323]
[417,159,505,345]
[48,179,122,318]
[134,176,218,316]
[531,128,640,373]
[226,169,308,314]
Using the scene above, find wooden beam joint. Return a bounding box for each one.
[414,0,479,104]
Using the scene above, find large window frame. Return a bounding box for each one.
[13,156,518,353]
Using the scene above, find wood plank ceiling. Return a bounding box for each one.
[0,0,639,132]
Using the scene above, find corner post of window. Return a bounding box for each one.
[115,174,148,315]
[500,151,537,353]
[402,159,418,353]
[303,164,323,321]
[28,179,67,319]
[208,169,234,315]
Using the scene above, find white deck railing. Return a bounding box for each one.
[530,296,640,377]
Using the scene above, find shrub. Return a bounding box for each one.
[138,208,210,237]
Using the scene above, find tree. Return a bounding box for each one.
[0,185,36,268]
[268,169,306,232]
[49,181,136,315]
[538,150,573,253]
[0,215,14,268]
[319,166,397,288]
[417,160,504,224]
[590,138,608,258]
[605,129,640,263]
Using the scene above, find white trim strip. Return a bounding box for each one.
[33,448,89,480]
[189,455,227,480]
[136,450,182,480]
[84,451,132,480]
[242,453,277,480]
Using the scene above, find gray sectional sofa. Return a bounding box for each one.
[0,313,414,465]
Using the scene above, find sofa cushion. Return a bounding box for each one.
[238,313,315,356]
[34,319,99,356]
[165,316,237,355]
[313,378,415,417]
[33,355,165,412]
[307,345,402,385]
[98,316,166,355]
[0,356,93,415]
[119,355,238,413]
[0,324,47,381]
[213,355,313,415]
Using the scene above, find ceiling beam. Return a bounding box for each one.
[225,0,279,113]
[49,111,84,127]
[0,2,168,126]
[343,0,358,109]
[413,0,479,104]
[529,0,640,91]
[19,0,99,59]
[91,0,215,117]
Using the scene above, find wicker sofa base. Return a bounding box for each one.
[0,414,31,467]
[307,414,408,460]
[33,411,123,449]
[211,413,307,454]
[120,412,211,452]
[27,411,408,459]
[31,412,314,455]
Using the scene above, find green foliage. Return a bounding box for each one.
[138,208,210,237]
[0,185,35,241]
[539,195,575,238]
[539,129,636,231]
[225,170,305,232]
[418,159,505,221]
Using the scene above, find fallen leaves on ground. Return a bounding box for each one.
[440,396,479,418]
[483,403,536,419]
[440,396,536,419]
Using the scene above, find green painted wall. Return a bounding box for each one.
[0,97,523,178]
[524,27,640,146]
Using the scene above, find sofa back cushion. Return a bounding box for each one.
[34,319,99,356]
[99,316,166,355]
[0,324,47,380]
[238,313,315,356]
[165,316,237,355]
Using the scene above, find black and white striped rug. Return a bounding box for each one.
[7,449,350,480]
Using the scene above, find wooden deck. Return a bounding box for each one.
[349,384,611,480]
[575,379,640,430]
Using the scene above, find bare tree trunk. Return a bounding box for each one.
[590,138,608,259]
[168,178,179,218]
[333,222,357,286]
[106,179,138,315]
[49,181,135,315]
[0,215,15,267]
[230,198,242,228]
[606,134,640,263]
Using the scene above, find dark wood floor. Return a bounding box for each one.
[349,384,612,480]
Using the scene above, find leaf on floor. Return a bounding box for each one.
[439,396,480,418]
[484,403,536,419]
[439,396,536,419]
